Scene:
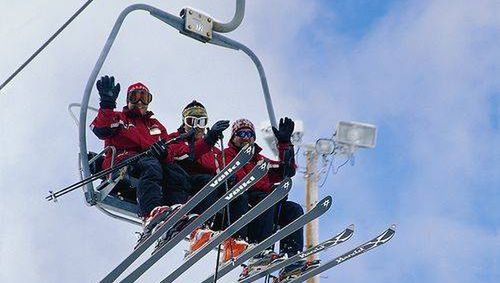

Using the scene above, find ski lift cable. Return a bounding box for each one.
[0,0,96,92]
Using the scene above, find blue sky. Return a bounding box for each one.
[1,0,499,282]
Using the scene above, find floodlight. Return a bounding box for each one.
[259,121,278,157]
[291,120,304,145]
[315,138,335,155]
[335,121,377,148]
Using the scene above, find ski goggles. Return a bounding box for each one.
[127,90,153,105]
[184,116,209,128]
[235,129,255,139]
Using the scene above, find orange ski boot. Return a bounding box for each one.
[222,237,249,263]
[187,227,215,257]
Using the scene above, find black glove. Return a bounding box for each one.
[149,139,168,160]
[272,117,295,143]
[96,75,120,109]
[205,120,230,146]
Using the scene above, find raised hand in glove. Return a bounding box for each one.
[96,75,120,109]
[149,139,168,160]
[272,117,295,143]
[205,120,230,146]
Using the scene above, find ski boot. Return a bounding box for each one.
[134,205,179,250]
[222,237,249,263]
[274,259,320,282]
[184,226,215,258]
[135,206,173,249]
[239,250,287,280]
[151,212,199,255]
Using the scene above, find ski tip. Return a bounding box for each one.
[347,224,355,231]
[318,195,333,210]
[281,178,293,190]
[389,224,397,231]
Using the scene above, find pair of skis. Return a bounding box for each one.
[158,178,294,283]
[198,195,334,283]
[239,224,355,283]
[281,225,396,283]
[100,144,256,283]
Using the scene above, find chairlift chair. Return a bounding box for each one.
[74,2,279,226]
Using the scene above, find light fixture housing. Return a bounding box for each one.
[315,138,335,155]
[335,121,377,149]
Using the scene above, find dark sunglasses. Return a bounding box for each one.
[127,90,153,105]
[235,129,255,138]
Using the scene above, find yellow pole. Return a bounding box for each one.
[304,145,319,283]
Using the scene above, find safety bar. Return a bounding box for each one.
[68,103,98,127]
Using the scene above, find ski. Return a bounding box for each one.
[159,178,294,283]
[119,159,269,283]
[285,225,396,283]
[100,144,254,283]
[200,196,334,283]
[239,224,354,283]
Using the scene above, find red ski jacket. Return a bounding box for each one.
[222,142,297,193]
[90,107,211,169]
[169,129,222,176]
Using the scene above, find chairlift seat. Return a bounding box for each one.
[89,151,139,205]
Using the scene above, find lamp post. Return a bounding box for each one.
[303,144,319,283]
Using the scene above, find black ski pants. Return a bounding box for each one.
[208,186,249,239]
[162,163,220,215]
[132,156,164,217]
[276,200,304,256]
[243,191,304,257]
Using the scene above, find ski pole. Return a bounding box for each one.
[46,150,148,202]
[213,137,227,283]
[46,130,194,202]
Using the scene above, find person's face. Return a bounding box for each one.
[128,100,148,115]
[232,129,256,148]
[183,123,205,139]
[183,115,208,139]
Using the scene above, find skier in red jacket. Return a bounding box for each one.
[90,76,228,248]
[220,118,303,264]
[159,100,228,255]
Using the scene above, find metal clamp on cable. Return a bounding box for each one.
[180,7,214,42]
